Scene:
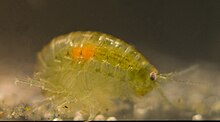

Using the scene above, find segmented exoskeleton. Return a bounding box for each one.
[18,31,161,119]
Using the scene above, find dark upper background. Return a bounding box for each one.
[0,0,220,75]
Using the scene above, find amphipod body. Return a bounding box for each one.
[34,31,159,118]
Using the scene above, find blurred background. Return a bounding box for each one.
[0,0,220,120]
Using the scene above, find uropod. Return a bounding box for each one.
[18,31,170,120]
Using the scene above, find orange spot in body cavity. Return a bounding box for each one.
[82,44,95,60]
[71,47,82,59]
[70,44,95,60]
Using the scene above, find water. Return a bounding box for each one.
[0,0,220,120]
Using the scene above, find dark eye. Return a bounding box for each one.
[150,72,157,81]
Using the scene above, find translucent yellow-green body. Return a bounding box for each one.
[34,31,158,117]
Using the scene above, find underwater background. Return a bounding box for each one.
[0,0,220,120]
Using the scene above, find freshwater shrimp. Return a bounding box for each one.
[16,31,175,120]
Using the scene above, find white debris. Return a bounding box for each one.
[192,114,203,120]
[94,114,105,121]
[73,111,84,121]
[53,117,62,121]
[133,103,150,119]
[106,116,117,121]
